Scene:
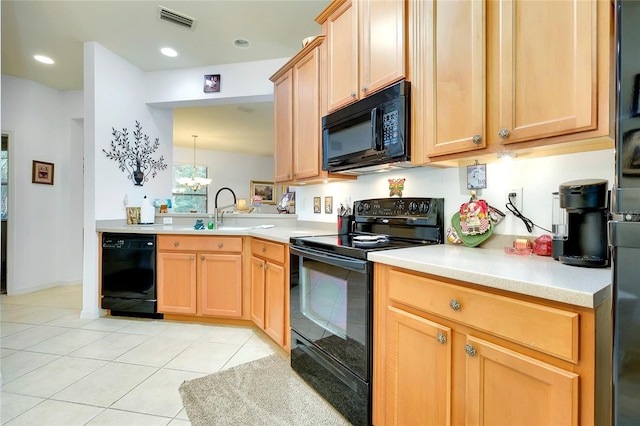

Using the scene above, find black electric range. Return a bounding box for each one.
[290,197,445,260]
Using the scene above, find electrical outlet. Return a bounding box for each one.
[163,217,173,224]
[505,188,523,212]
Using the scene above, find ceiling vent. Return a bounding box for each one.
[158,6,197,30]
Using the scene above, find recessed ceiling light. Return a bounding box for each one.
[161,47,178,57]
[34,55,54,65]
[233,38,251,49]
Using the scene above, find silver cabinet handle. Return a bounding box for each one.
[261,247,266,252]
[173,241,179,247]
[436,332,447,344]
[361,86,367,93]
[217,243,223,248]
[190,255,194,261]
[465,344,477,357]
[450,299,461,311]
[498,128,510,139]
[265,264,269,270]
[351,91,356,98]
[472,134,482,145]
[201,255,204,261]
[258,262,263,268]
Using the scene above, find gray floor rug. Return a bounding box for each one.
[179,354,352,426]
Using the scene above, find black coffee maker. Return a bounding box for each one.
[551,179,610,267]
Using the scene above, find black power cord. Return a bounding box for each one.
[506,193,552,234]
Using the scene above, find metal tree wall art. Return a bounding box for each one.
[103,121,168,186]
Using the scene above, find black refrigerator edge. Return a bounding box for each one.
[612,1,640,424]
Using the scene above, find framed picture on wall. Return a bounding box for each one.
[32,160,54,185]
[250,180,275,204]
[204,74,221,93]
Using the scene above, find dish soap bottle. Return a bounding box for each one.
[208,215,214,230]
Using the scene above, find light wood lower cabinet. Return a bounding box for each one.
[157,235,243,318]
[250,238,289,349]
[374,263,610,426]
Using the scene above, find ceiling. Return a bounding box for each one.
[1,0,330,155]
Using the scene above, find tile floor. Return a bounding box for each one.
[0,284,285,425]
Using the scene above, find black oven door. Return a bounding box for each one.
[289,245,372,380]
[289,245,372,425]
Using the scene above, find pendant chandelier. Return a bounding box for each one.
[177,135,212,191]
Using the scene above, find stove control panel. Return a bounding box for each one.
[354,197,443,218]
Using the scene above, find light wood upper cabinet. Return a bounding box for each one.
[318,0,405,112]
[411,0,612,163]
[273,47,321,183]
[410,0,486,159]
[273,70,293,183]
[488,0,596,145]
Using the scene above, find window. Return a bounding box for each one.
[172,164,209,213]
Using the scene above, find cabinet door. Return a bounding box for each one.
[273,70,293,183]
[385,306,451,426]
[292,46,321,180]
[411,0,486,161]
[326,0,358,111]
[157,252,197,314]
[250,256,266,329]
[360,0,405,96]
[264,261,286,347]
[200,253,243,318]
[465,336,579,426]
[489,0,595,145]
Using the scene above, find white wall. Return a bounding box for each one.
[1,76,84,294]
[295,149,615,237]
[173,146,275,212]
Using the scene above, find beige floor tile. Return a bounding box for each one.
[2,356,106,398]
[3,306,79,325]
[80,316,142,332]
[112,368,203,418]
[27,328,109,355]
[116,319,172,336]
[158,322,213,341]
[0,350,60,383]
[204,324,255,345]
[69,332,149,361]
[0,321,34,338]
[164,341,241,373]
[243,330,277,349]
[85,408,172,426]
[0,392,44,424]
[221,345,276,371]
[115,335,192,367]
[52,361,157,407]
[44,314,95,328]
[0,325,69,350]
[175,408,189,421]
[4,399,103,426]
[1,347,17,359]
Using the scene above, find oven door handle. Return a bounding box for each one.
[290,246,369,272]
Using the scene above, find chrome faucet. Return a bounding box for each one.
[214,187,237,228]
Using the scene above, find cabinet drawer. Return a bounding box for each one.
[387,269,579,363]
[158,235,242,253]
[251,239,286,264]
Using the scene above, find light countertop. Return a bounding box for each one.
[97,219,612,309]
[368,244,612,309]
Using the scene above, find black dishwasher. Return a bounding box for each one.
[101,233,161,318]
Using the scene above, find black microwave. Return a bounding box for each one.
[322,80,410,174]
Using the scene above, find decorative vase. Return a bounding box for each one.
[133,167,144,186]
